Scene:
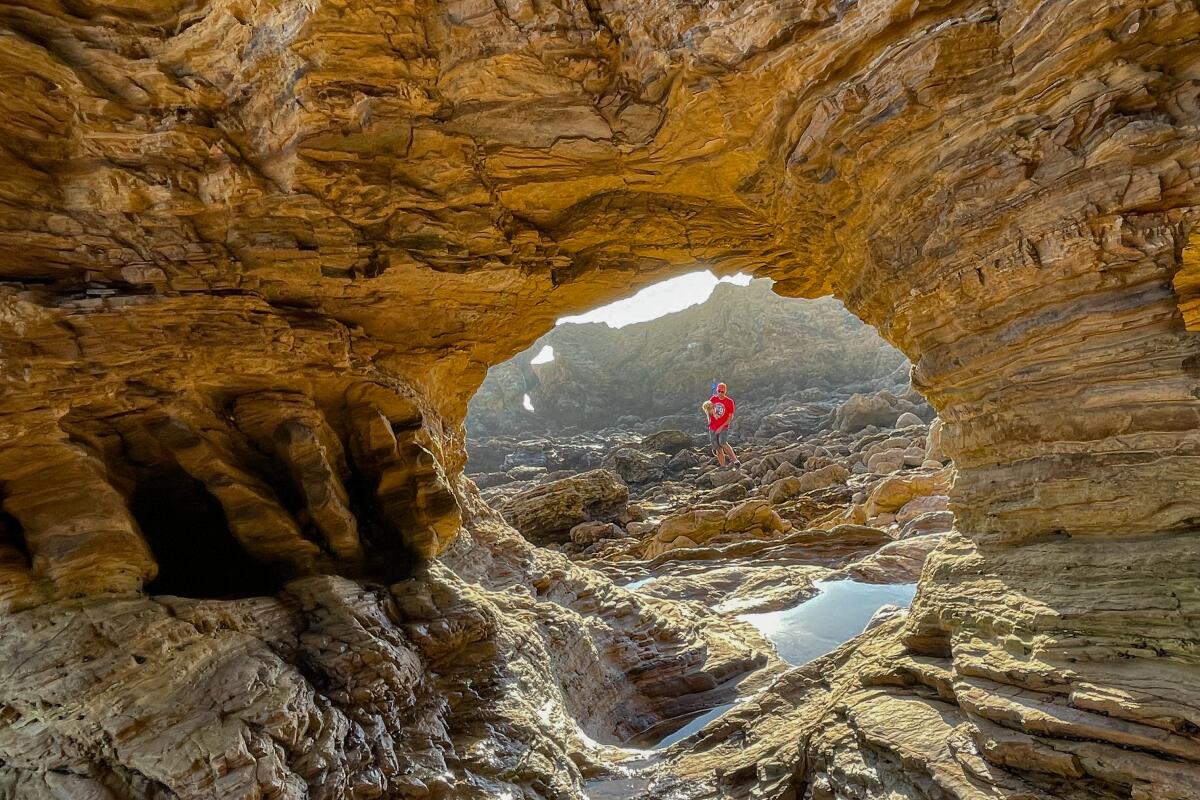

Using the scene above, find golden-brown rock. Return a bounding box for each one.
[1,0,1199,797]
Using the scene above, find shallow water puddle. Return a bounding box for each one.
[739,579,917,665]
[622,576,657,590]
[583,754,660,800]
[588,578,918,799]
[624,702,736,749]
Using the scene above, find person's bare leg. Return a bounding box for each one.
[716,445,727,467]
[722,443,738,464]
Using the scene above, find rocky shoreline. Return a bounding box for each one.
[465,382,954,758]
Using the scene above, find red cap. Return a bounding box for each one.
[716,382,727,392]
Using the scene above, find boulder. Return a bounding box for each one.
[602,447,669,484]
[499,469,630,545]
[652,509,727,550]
[640,430,698,455]
[643,500,788,558]
[472,471,512,489]
[896,495,950,525]
[698,468,743,489]
[864,468,954,518]
[706,483,749,503]
[895,411,924,428]
[667,448,705,472]
[764,460,802,484]
[750,446,807,479]
[569,521,623,546]
[501,445,548,470]
[866,448,906,474]
[840,532,946,582]
[831,391,908,432]
[723,499,788,536]
[768,464,851,504]
[865,604,907,631]
[898,510,955,539]
[626,521,658,538]
[803,455,836,471]
[506,465,546,481]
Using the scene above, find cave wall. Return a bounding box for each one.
[1,0,1199,798]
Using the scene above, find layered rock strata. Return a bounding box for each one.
[1,0,1199,798]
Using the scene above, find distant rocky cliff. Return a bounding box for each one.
[468,280,907,434]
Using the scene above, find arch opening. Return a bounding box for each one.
[462,271,951,748]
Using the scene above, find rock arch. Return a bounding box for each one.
[0,0,1198,797]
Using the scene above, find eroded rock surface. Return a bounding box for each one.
[1,0,1199,798]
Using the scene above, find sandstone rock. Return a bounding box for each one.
[602,447,669,484]
[865,468,955,518]
[644,500,788,558]
[898,510,955,539]
[751,447,808,479]
[652,509,728,551]
[667,448,706,472]
[697,468,743,489]
[498,469,629,545]
[2,0,1199,797]
[865,604,908,631]
[802,455,836,471]
[507,464,546,481]
[896,495,950,525]
[473,471,512,489]
[705,483,749,503]
[925,418,947,463]
[895,412,924,428]
[767,464,851,504]
[838,532,946,583]
[639,430,698,455]
[626,521,658,538]
[763,460,801,484]
[831,391,922,433]
[866,448,907,474]
[569,521,623,546]
[637,565,822,615]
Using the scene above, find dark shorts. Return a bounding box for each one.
[709,427,731,448]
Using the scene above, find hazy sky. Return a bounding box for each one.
[558,271,753,328]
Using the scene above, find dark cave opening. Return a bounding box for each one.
[0,502,31,570]
[131,470,283,599]
[342,460,427,585]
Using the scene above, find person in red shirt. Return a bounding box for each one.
[708,382,740,468]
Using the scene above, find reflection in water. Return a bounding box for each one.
[587,578,919,798]
[622,577,657,591]
[739,579,917,665]
[623,702,736,749]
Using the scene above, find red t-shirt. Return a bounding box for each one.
[709,394,734,431]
